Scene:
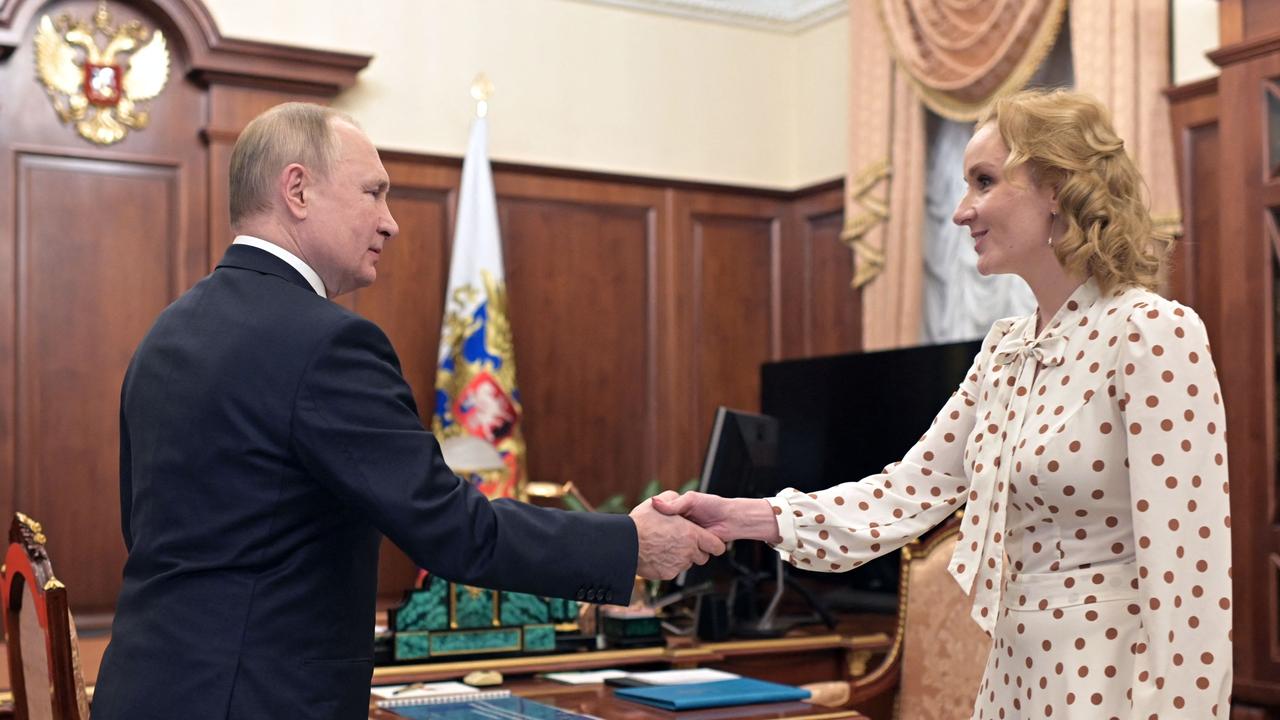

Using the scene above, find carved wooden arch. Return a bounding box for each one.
[0,0,370,93]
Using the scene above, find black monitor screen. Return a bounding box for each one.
[758,340,982,602]
[679,407,779,591]
[697,407,779,499]
[760,340,981,496]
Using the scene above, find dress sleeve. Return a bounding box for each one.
[1119,300,1232,717]
[767,325,1001,572]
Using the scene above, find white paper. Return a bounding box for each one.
[626,668,740,685]
[543,669,631,685]
[371,681,476,700]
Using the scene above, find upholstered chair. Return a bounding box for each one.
[806,516,991,719]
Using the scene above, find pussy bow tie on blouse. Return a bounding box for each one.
[948,322,1070,632]
[990,332,1069,369]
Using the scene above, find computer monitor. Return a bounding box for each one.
[675,407,778,589]
[759,339,983,608]
[698,407,779,499]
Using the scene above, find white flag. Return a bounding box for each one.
[432,117,524,499]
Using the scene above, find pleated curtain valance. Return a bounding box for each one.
[876,0,1068,121]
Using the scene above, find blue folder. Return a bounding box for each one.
[613,677,812,711]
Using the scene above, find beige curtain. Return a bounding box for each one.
[877,0,1069,121]
[842,0,927,350]
[1070,0,1181,236]
[847,0,1067,349]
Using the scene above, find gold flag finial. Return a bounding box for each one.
[470,73,493,118]
[93,1,110,31]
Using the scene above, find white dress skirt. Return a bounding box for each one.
[768,279,1233,719]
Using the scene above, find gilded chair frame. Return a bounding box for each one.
[847,515,970,716]
[1,513,89,720]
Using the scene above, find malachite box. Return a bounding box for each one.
[387,578,583,662]
[394,631,431,661]
[429,627,523,656]
[522,624,556,652]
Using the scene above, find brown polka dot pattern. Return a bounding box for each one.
[765,280,1232,719]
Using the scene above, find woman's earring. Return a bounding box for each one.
[1047,210,1057,247]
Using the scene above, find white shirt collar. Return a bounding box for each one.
[231,235,327,298]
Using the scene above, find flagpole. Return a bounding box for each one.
[471,72,493,119]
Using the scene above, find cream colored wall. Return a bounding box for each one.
[791,15,847,187]
[1172,0,1220,85]
[201,0,847,189]
[200,0,1216,187]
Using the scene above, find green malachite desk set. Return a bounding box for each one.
[387,578,584,662]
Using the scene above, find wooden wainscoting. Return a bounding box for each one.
[363,153,850,595]
[0,0,853,620]
[0,0,367,617]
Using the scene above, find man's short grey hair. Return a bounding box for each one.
[228,102,358,226]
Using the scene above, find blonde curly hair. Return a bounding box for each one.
[979,89,1172,293]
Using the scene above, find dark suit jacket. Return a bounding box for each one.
[92,244,638,720]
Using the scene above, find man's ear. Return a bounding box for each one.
[282,163,309,220]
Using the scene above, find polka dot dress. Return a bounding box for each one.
[769,279,1233,719]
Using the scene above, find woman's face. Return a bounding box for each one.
[952,123,1059,279]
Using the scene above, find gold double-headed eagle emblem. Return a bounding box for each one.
[34,2,170,145]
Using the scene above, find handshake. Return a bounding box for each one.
[628,491,783,580]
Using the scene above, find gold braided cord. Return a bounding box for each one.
[875,0,1069,122]
[851,240,887,289]
[841,159,893,288]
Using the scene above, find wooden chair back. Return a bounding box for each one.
[1,513,90,720]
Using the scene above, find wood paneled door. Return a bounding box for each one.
[0,0,366,616]
[1168,1,1280,712]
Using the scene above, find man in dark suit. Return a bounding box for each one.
[92,103,723,720]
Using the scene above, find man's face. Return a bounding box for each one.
[299,121,399,297]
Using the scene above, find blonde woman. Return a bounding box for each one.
[656,89,1232,719]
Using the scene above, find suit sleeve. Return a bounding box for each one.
[1118,301,1232,717]
[290,315,638,605]
[118,394,133,551]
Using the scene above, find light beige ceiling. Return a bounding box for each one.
[564,0,846,33]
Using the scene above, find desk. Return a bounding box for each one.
[0,625,892,718]
[369,679,867,719]
[372,632,893,687]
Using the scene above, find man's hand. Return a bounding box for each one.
[630,499,726,580]
[650,491,781,544]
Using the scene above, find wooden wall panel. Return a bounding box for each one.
[1197,32,1280,712]
[0,0,209,618]
[1166,78,1220,318]
[786,183,859,359]
[692,214,777,437]
[670,192,786,477]
[1220,50,1280,712]
[501,197,653,503]
[3,0,847,613]
[15,155,179,612]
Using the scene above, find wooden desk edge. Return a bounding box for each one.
[372,632,892,683]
